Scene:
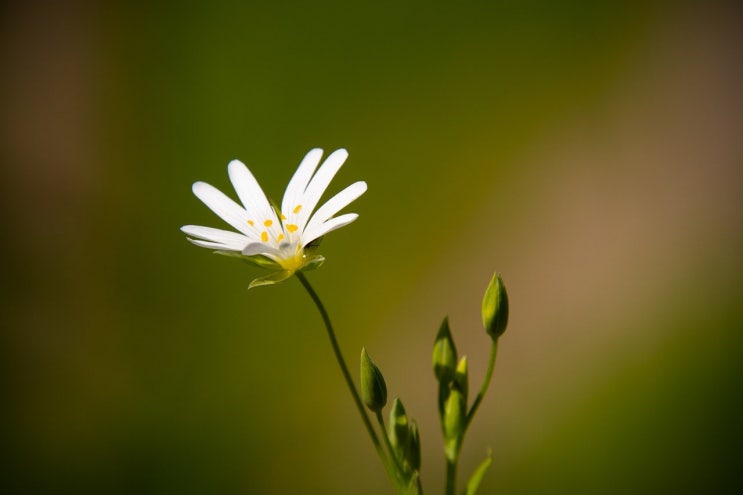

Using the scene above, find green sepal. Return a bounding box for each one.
[248,270,292,289]
[455,356,469,405]
[299,254,325,272]
[432,317,458,382]
[443,386,465,461]
[482,273,509,340]
[464,453,493,495]
[213,250,280,269]
[360,348,387,412]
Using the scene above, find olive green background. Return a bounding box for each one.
[2,1,742,493]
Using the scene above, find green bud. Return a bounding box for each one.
[482,272,509,339]
[360,348,387,412]
[455,356,469,404]
[443,386,465,460]
[432,317,458,381]
[407,419,421,472]
[388,397,409,453]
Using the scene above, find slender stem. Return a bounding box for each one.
[466,340,498,427]
[445,457,457,495]
[375,411,406,481]
[295,273,389,468]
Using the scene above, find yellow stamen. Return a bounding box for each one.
[261,231,268,242]
[293,205,302,214]
[277,234,284,241]
[286,224,298,233]
[264,219,273,227]
[280,214,287,220]
[247,220,254,226]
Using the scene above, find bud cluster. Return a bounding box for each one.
[360,349,422,493]
[431,272,509,490]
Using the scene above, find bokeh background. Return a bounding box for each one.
[2,0,742,493]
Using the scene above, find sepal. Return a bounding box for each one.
[248,270,292,289]
[299,254,325,272]
[213,250,280,269]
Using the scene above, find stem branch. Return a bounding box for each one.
[466,340,498,427]
[296,273,390,474]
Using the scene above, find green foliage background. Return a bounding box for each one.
[2,1,742,493]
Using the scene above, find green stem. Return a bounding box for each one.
[375,411,406,482]
[295,273,390,475]
[466,340,498,428]
[445,457,457,495]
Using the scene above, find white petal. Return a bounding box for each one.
[303,181,367,236]
[227,160,276,219]
[296,148,349,230]
[181,225,253,249]
[192,181,252,235]
[281,148,324,215]
[242,242,281,259]
[301,213,358,246]
[187,237,238,251]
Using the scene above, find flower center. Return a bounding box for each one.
[276,244,306,273]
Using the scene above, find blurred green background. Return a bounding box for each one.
[2,0,742,493]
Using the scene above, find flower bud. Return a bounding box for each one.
[360,348,387,412]
[388,397,409,453]
[454,356,469,404]
[443,385,466,460]
[432,317,458,382]
[482,272,509,339]
[407,419,421,472]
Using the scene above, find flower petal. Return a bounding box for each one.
[281,148,324,216]
[303,181,367,236]
[295,148,348,230]
[181,225,253,249]
[242,241,282,259]
[301,213,358,246]
[186,237,237,251]
[227,160,277,220]
[192,181,252,235]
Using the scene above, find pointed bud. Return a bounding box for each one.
[360,348,387,412]
[388,397,410,454]
[432,317,458,381]
[455,356,469,404]
[407,419,421,472]
[443,386,466,460]
[482,273,509,339]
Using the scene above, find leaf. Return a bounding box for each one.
[464,453,493,495]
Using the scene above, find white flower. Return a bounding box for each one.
[181,148,367,287]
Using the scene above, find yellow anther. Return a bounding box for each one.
[247,220,254,226]
[293,205,302,214]
[264,219,273,227]
[261,231,268,242]
[277,234,285,242]
[286,224,299,233]
[280,214,287,220]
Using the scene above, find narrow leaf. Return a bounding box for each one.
[464,454,493,495]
